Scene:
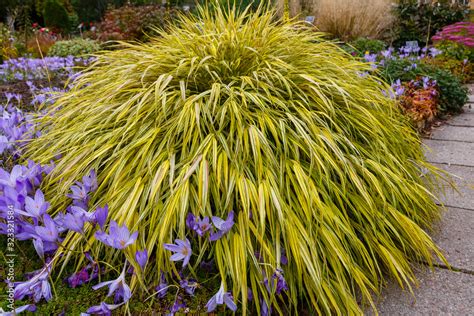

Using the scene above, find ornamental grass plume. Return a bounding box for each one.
[26,5,447,314]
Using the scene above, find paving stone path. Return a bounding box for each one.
[372,88,474,315]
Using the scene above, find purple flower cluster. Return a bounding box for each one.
[0,103,37,156]
[186,210,235,241]
[0,56,92,82]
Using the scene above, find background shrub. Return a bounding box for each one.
[95,4,181,41]
[351,37,386,54]
[381,58,468,113]
[423,56,473,83]
[0,23,19,62]
[48,38,101,56]
[27,6,447,314]
[42,0,71,33]
[394,0,468,47]
[432,21,474,62]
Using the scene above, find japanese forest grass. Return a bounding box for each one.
[26,6,448,315]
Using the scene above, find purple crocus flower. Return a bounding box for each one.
[169,297,186,314]
[63,212,85,233]
[67,182,90,209]
[19,189,49,218]
[82,169,98,192]
[14,264,52,303]
[93,205,108,229]
[155,272,168,298]
[95,220,138,249]
[209,211,234,241]
[135,249,148,270]
[193,216,211,236]
[85,302,122,316]
[35,214,58,242]
[0,165,23,187]
[186,213,195,229]
[92,265,131,304]
[164,238,192,267]
[67,268,90,288]
[271,268,289,295]
[205,283,237,312]
[180,278,198,295]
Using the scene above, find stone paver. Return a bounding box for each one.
[373,268,474,315]
[469,95,474,103]
[433,163,474,210]
[448,112,474,126]
[463,105,474,114]
[432,207,474,270]
[375,95,474,315]
[424,139,474,167]
[430,125,474,142]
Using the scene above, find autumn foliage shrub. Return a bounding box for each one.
[95,5,181,41]
[395,77,439,130]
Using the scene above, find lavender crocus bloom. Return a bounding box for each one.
[63,212,85,233]
[193,216,211,236]
[155,272,168,298]
[169,298,186,314]
[135,249,148,270]
[93,205,108,229]
[209,211,234,241]
[92,265,131,304]
[185,213,195,229]
[95,220,138,249]
[205,283,237,312]
[164,238,192,267]
[14,264,52,303]
[180,278,198,295]
[85,302,122,316]
[82,169,98,192]
[0,165,23,187]
[67,268,90,288]
[35,214,58,242]
[68,182,89,201]
[271,268,289,295]
[20,189,49,218]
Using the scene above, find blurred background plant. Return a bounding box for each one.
[48,38,101,56]
[380,53,468,114]
[91,4,181,41]
[432,21,474,61]
[0,23,19,62]
[301,0,395,41]
[393,0,469,47]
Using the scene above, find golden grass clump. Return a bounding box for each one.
[26,5,445,314]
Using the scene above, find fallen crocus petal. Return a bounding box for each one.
[0,304,36,315]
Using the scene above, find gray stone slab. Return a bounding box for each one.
[372,268,474,315]
[423,139,474,167]
[462,104,474,114]
[432,207,474,270]
[432,163,474,210]
[449,112,474,126]
[468,95,474,103]
[430,125,474,142]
